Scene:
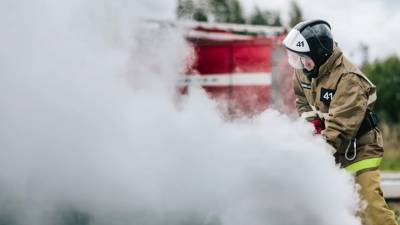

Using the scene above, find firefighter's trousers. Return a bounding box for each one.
[356,170,398,225]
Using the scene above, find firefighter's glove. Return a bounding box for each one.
[311,118,324,135]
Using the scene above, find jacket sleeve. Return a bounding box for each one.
[293,71,317,121]
[322,73,369,151]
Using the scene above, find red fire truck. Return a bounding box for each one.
[179,21,295,118]
[152,21,295,118]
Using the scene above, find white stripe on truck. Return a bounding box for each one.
[178,73,271,87]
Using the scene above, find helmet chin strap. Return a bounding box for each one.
[303,66,319,79]
[302,54,323,79]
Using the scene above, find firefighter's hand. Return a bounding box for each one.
[311,118,324,135]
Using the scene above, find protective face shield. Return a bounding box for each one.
[287,50,315,71]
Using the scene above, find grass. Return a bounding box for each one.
[388,202,400,224]
[380,123,400,171]
[381,155,400,171]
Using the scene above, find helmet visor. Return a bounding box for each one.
[286,51,315,70]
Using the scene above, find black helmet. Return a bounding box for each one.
[283,19,334,78]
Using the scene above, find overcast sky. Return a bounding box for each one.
[240,0,400,63]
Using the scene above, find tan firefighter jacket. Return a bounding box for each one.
[293,45,383,173]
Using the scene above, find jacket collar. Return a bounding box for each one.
[317,43,343,78]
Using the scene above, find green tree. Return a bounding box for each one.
[249,7,267,25]
[250,7,281,26]
[272,14,282,26]
[177,0,195,19]
[177,0,208,21]
[208,0,245,24]
[193,8,208,22]
[289,0,303,27]
[177,0,280,25]
[362,56,400,123]
[228,0,246,24]
[209,0,231,22]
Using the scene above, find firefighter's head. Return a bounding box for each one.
[283,19,334,79]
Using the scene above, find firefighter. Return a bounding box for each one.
[283,19,398,225]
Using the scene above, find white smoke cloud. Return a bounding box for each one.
[0,0,361,225]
